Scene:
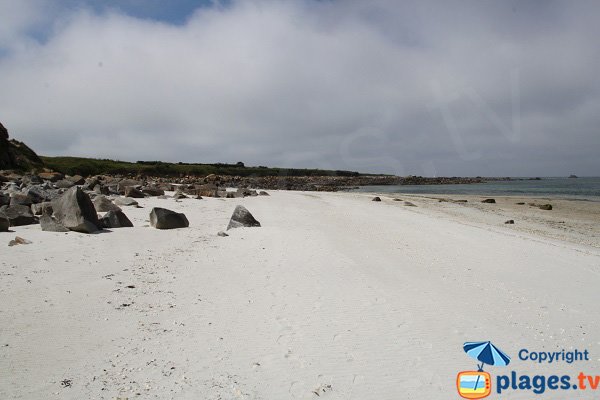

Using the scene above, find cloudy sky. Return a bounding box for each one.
[1,0,599,176]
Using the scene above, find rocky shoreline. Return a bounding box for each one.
[0,169,510,233]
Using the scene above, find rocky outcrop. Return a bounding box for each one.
[149,207,189,229]
[51,187,101,233]
[0,122,44,171]
[226,205,261,230]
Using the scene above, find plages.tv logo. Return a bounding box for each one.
[457,341,511,399]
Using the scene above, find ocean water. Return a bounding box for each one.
[354,177,600,201]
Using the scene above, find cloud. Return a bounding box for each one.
[0,0,599,176]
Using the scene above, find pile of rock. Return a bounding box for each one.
[0,173,140,233]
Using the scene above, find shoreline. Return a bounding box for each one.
[355,191,600,249]
[2,189,600,398]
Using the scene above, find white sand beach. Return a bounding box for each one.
[2,190,600,399]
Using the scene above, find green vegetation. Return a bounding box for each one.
[41,156,371,177]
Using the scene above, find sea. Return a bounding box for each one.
[354,177,600,201]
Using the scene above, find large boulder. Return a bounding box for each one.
[149,207,189,229]
[93,195,121,212]
[0,205,37,226]
[40,215,69,232]
[226,205,261,230]
[99,210,133,228]
[51,186,101,233]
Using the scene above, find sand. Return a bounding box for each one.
[1,190,600,399]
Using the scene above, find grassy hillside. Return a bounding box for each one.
[41,156,370,178]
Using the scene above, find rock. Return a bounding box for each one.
[40,215,69,232]
[236,188,258,197]
[82,177,99,191]
[372,196,381,202]
[124,186,145,198]
[187,184,218,197]
[404,201,417,207]
[453,200,468,203]
[99,210,133,228]
[393,198,402,201]
[51,186,101,233]
[217,231,229,237]
[117,179,142,194]
[0,193,9,207]
[481,199,496,203]
[38,172,63,182]
[55,179,75,189]
[539,204,553,210]
[0,205,37,226]
[505,220,515,224]
[0,214,9,231]
[93,184,110,195]
[516,202,525,205]
[24,186,57,203]
[31,202,53,216]
[114,197,139,206]
[226,205,261,230]
[93,195,121,212]
[149,207,189,229]
[173,190,188,199]
[258,191,270,196]
[66,175,85,185]
[9,192,32,206]
[8,236,32,246]
[142,187,165,197]
[204,174,218,182]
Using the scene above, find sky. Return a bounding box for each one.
[0,0,599,176]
